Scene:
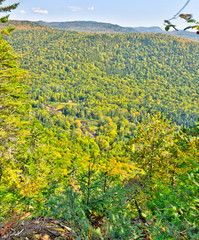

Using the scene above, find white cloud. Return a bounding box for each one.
[64,6,82,12]
[88,6,95,11]
[20,10,26,14]
[32,8,48,14]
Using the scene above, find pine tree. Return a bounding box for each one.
[0,34,23,148]
[0,0,23,181]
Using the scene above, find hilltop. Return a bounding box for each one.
[2,20,198,42]
[0,20,51,30]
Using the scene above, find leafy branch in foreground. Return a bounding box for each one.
[179,14,199,33]
[165,14,199,33]
[164,0,199,33]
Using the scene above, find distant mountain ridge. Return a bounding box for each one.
[37,20,139,33]
[133,26,164,33]
[37,20,165,34]
[36,20,199,42]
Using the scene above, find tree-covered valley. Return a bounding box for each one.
[6,22,199,130]
[1,18,199,239]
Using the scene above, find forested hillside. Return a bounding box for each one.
[6,26,199,133]
[1,18,199,239]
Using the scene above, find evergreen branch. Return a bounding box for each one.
[0,3,19,12]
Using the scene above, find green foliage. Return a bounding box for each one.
[147,168,199,239]
[126,115,199,239]
[45,186,92,239]
[44,184,143,239]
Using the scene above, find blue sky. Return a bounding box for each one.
[4,0,199,29]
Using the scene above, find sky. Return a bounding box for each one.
[3,0,199,29]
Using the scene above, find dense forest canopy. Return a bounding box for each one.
[5,25,199,133]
